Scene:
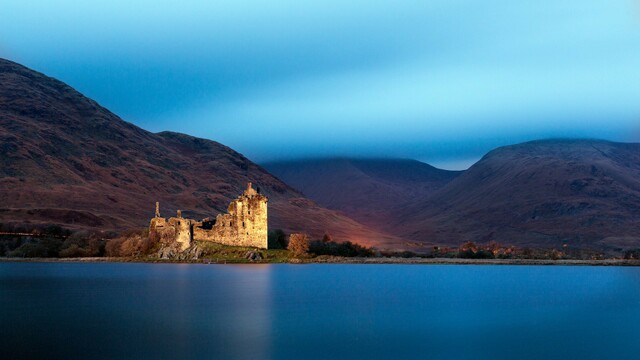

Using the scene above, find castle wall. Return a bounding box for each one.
[149,183,268,251]
[171,217,193,251]
[149,217,173,245]
[149,215,193,252]
[193,193,268,248]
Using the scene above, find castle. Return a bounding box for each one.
[149,182,268,251]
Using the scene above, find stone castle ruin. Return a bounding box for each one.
[149,183,268,251]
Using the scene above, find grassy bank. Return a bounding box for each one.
[193,241,291,263]
[3,226,640,265]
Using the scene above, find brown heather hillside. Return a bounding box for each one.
[264,158,461,230]
[394,140,640,252]
[265,141,640,253]
[0,58,405,249]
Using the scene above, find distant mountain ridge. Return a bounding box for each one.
[0,58,404,249]
[264,158,461,230]
[265,140,640,252]
[265,139,640,251]
[395,139,640,252]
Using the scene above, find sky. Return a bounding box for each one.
[1,1,640,169]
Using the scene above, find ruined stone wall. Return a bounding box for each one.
[170,217,193,251]
[149,183,268,251]
[149,214,193,252]
[193,190,268,248]
[149,217,173,245]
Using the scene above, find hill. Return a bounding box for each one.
[395,139,640,252]
[0,58,403,249]
[264,158,460,230]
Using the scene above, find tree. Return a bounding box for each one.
[624,249,640,260]
[288,233,310,256]
[268,229,287,249]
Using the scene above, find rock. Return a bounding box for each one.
[158,246,176,259]
[182,245,203,260]
[244,250,263,261]
[157,243,203,260]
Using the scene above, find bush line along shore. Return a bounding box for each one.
[1,224,640,265]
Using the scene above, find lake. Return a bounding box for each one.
[1,263,639,360]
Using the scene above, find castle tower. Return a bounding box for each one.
[244,182,258,197]
[150,183,269,251]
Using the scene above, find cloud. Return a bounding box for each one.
[158,52,640,162]
[2,0,640,161]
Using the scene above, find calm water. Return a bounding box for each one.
[1,263,639,360]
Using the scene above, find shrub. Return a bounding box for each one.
[268,229,287,249]
[105,228,154,257]
[288,233,310,257]
[1,227,110,258]
[546,249,566,260]
[398,250,418,258]
[105,238,126,257]
[310,239,374,257]
[7,243,47,258]
[429,246,457,258]
[456,242,495,259]
[7,238,63,258]
[59,244,89,258]
[58,231,106,257]
[0,236,24,256]
[624,249,640,260]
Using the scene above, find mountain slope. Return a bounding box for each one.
[0,58,404,248]
[395,139,640,251]
[264,158,460,230]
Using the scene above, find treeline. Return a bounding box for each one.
[0,223,111,257]
[270,230,374,258]
[104,228,155,257]
[2,223,634,261]
[0,223,152,258]
[385,242,609,261]
[427,241,607,261]
[274,231,618,261]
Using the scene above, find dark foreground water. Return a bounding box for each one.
[1,263,640,360]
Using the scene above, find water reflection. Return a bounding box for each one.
[133,264,274,359]
[1,263,639,360]
[210,264,273,359]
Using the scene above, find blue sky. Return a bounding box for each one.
[1,1,639,169]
